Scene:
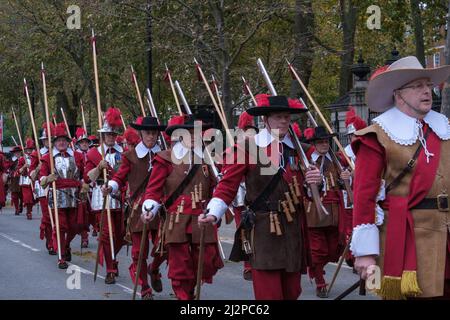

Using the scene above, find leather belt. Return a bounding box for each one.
[411,196,449,212]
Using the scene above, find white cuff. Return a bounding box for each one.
[142,199,160,219]
[350,223,380,257]
[108,180,119,194]
[207,197,228,224]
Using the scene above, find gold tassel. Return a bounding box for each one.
[400,271,422,297]
[378,276,404,300]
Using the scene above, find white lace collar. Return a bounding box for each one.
[172,141,203,160]
[52,147,74,157]
[311,151,332,163]
[135,141,161,159]
[40,146,49,155]
[98,143,123,155]
[254,128,294,149]
[12,156,18,161]
[373,107,450,145]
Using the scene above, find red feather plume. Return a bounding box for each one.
[303,127,315,140]
[124,127,140,147]
[255,93,271,107]
[288,98,304,110]
[75,127,86,139]
[292,122,302,138]
[104,107,122,128]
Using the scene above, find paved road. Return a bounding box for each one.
[0,204,378,300]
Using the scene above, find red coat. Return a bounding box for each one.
[17,155,32,186]
[39,150,84,189]
[83,147,118,183]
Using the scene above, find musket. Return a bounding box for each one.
[132,205,154,300]
[195,203,207,300]
[91,29,115,278]
[255,58,328,217]
[298,97,354,206]
[334,279,366,300]
[41,62,63,262]
[145,88,168,150]
[60,108,75,150]
[194,59,234,146]
[131,65,147,116]
[286,60,355,173]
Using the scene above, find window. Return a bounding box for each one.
[434,52,440,67]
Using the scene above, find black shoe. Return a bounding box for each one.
[81,239,89,248]
[105,272,116,284]
[58,261,68,269]
[92,230,98,237]
[316,286,329,298]
[65,248,72,262]
[48,248,57,255]
[150,270,163,293]
[243,270,252,281]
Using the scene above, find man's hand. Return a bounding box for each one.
[101,184,112,196]
[340,169,352,181]
[47,173,58,183]
[305,166,322,185]
[354,256,377,280]
[97,160,109,171]
[80,182,91,194]
[198,214,216,226]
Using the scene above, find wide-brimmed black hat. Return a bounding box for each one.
[165,114,212,136]
[130,116,167,131]
[304,126,337,143]
[247,94,307,116]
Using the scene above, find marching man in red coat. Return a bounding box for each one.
[17,138,36,220]
[84,107,125,284]
[39,123,85,269]
[141,114,224,300]
[353,56,450,299]
[198,94,323,300]
[30,124,55,254]
[9,146,23,215]
[103,116,167,300]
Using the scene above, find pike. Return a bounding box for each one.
[195,203,207,300]
[91,29,115,281]
[255,58,328,217]
[41,62,63,262]
[174,81,228,260]
[24,79,41,162]
[80,99,88,133]
[119,114,127,131]
[60,108,75,150]
[131,65,147,116]
[164,64,183,115]
[241,76,257,105]
[11,136,18,146]
[211,75,229,129]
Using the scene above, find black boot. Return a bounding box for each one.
[58,260,68,269]
[65,248,72,262]
[316,286,329,298]
[105,272,116,284]
[150,270,163,293]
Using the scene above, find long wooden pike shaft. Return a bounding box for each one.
[41,63,62,261]
[91,29,115,262]
[242,76,257,105]
[165,65,183,116]
[132,223,148,300]
[80,100,88,133]
[11,110,25,156]
[60,108,75,150]
[24,79,40,160]
[131,66,147,116]
[211,75,229,129]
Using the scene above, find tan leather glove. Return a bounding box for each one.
[87,167,101,183]
[40,173,58,187]
[97,160,109,171]
[80,182,90,194]
[30,169,39,181]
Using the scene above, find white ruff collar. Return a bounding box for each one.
[172,141,203,160]
[254,128,294,149]
[135,141,161,159]
[98,143,123,155]
[373,107,450,145]
[311,151,332,163]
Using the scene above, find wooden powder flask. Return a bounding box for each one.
[168,213,175,231]
[284,192,296,213]
[194,184,200,203]
[289,183,300,204]
[198,182,203,201]
[329,173,335,188]
[191,192,197,209]
[293,176,301,197]
[269,212,276,234]
[273,214,282,236]
[281,201,293,222]
[175,199,184,224]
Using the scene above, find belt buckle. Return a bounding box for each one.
[437,193,449,212]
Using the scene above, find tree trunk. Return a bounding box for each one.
[290,0,315,99]
[410,0,426,66]
[441,1,450,117]
[338,0,357,97]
